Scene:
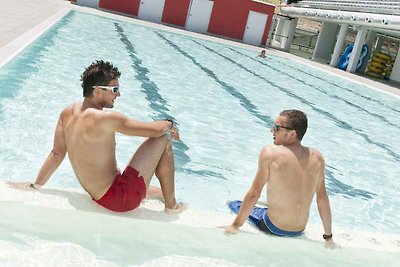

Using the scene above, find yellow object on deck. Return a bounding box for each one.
[375,52,392,61]
[367,66,384,74]
[371,56,386,64]
[366,51,393,80]
[366,71,383,79]
[369,61,385,69]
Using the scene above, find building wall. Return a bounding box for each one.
[391,50,400,83]
[208,0,275,44]
[98,0,140,16]
[97,0,275,45]
[162,0,190,27]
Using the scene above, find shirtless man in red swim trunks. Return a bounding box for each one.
[9,60,186,213]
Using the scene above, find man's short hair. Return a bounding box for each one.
[80,60,121,97]
[280,109,308,141]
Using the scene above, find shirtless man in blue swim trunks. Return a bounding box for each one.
[225,110,337,247]
[8,60,186,213]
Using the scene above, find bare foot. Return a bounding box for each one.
[164,202,188,214]
[324,239,341,249]
[224,224,240,235]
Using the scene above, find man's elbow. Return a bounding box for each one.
[51,149,66,160]
[317,195,330,207]
[246,190,261,200]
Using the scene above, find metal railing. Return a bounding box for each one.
[289,0,400,15]
[291,28,318,53]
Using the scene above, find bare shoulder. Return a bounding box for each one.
[101,109,125,119]
[61,103,75,113]
[86,109,129,133]
[259,144,280,160]
[88,109,123,119]
[260,144,273,155]
[262,144,289,154]
[71,107,124,124]
[59,103,78,119]
[309,147,325,165]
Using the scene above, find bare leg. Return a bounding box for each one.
[154,140,187,213]
[154,139,176,208]
[128,135,186,213]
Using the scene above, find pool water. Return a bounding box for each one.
[0,11,399,266]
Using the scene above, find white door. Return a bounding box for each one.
[138,0,166,23]
[77,0,99,8]
[186,0,214,34]
[243,11,268,46]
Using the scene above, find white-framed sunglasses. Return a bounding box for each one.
[92,85,120,94]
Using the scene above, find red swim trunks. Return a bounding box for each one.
[95,166,146,212]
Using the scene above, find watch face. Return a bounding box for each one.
[323,234,333,240]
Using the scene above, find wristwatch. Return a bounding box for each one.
[323,233,333,240]
[165,119,174,129]
[29,183,37,189]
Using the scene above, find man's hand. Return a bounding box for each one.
[324,239,341,249]
[224,224,240,235]
[169,125,180,141]
[6,181,41,190]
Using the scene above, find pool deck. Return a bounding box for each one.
[1,0,399,96]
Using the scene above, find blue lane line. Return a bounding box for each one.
[189,40,399,163]
[325,167,375,200]
[156,33,377,200]
[267,54,400,115]
[114,23,225,180]
[155,32,275,128]
[192,41,377,200]
[229,48,399,129]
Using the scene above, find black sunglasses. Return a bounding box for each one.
[272,122,294,132]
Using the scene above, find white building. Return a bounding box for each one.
[274,0,400,83]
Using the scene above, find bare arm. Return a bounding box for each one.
[7,112,67,190]
[225,147,270,234]
[33,113,67,187]
[315,155,333,239]
[97,111,179,140]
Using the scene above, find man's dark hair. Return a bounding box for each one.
[80,60,121,97]
[280,109,308,141]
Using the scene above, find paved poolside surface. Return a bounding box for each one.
[0,0,68,48]
[1,0,399,95]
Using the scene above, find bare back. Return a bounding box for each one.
[265,145,324,231]
[61,103,119,200]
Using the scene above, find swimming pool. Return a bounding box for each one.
[0,10,399,266]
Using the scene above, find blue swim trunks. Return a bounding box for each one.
[228,200,304,237]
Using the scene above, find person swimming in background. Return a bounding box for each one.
[258,50,267,58]
[8,60,187,213]
[225,110,338,248]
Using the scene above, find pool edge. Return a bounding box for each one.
[0,7,71,69]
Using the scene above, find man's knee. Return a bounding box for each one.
[161,135,174,154]
[151,134,171,148]
[163,135,173,150]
